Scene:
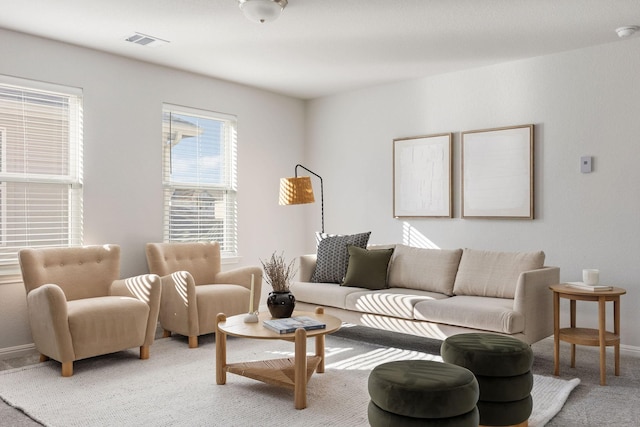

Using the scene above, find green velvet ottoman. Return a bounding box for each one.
[441,333,534,427]
[367,360,479,427]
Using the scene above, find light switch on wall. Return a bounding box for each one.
[580,156,592,173]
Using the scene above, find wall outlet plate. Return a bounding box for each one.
[581,156,592,173]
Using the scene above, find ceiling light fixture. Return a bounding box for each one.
[615,26,639,38]
[238,0,287,24]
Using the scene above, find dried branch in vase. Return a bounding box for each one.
[260,251,297,292]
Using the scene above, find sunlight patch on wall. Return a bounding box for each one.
[402,222,440,248]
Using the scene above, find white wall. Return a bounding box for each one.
[0,29,307,355]
[306,38,640,348]
[3,27,640,356]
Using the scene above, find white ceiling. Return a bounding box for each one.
[1,0,639,99]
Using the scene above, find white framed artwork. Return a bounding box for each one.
[462,124,534,219]
[393,133,453,218]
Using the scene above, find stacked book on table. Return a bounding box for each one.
[566,281,612,292]
[263,316,326,334]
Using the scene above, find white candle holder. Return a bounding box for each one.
[244,273,258,323]
[243,311,259,323]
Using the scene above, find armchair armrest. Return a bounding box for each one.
[111,274,162,346]
[298,254,317,282]
[215,267,262,309]
[215,266,263,304]
[158,271,199,338]
[513,266,560,344]
[215,266,262,288]
[216,267,262,310]
[26,284,74,363]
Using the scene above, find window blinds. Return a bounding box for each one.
[0,77,83,269]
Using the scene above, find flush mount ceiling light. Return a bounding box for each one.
[239,0,287,24]
[615,26,639,38]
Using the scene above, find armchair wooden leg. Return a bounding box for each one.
[39,354,49,363]
[188,336,198,348]
[162,329,172,338]
[140,345,150,360]
[61,362,73,377]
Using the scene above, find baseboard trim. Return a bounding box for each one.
[0,343,36,360]
[621,344,640,357]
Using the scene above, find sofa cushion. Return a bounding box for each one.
[342,245,394,290]
[289,281,363,309]
[414,296,525,334]
[453,249,545,299]
[345,288,449,320]
[387,245,462,296]
[311,231,371,283]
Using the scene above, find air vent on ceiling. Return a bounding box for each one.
[125,32,169,48]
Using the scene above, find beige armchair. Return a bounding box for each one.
[145,242,262,348]
[18,244,161,377]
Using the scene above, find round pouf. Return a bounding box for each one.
[367,360,479,427]
[441,333,534,427]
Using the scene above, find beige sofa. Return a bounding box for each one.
[290,245,559,344]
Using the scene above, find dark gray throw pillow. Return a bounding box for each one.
[342,245,394,289]
[311,231,371,283]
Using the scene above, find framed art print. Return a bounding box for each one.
[462,124,534,219]
[393,133,452,218]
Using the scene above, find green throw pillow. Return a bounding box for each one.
[342,245,394,289]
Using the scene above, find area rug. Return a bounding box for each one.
[0,334,579,427]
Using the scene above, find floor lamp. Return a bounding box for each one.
[279,164,324,233]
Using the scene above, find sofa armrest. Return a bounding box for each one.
[26,284,75,362]
[298,254,317,282]
[513,266,560,344]
[215,266,263,305]
[111,274,162,346]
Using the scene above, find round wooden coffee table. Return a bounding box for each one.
[215,306,341,409]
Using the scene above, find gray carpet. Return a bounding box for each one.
[1,325,638,426]
[333,325,640,426]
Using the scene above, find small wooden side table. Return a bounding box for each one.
[549,283,626,385]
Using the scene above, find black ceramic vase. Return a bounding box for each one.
[267,291,296,318]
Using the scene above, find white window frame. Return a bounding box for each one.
[0,75,83,273]
[161,103,238,258]
[0,128,6,246]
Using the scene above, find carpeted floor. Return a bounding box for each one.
[333,325,640,426]
[0,324,638,426]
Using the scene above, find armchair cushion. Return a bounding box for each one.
[145,242,220,285]
[67,296,149,360]
[20,245,120,300]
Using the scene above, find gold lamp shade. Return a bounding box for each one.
[279,176,315,205]
[279,164,324,233]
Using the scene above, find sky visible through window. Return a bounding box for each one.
[170,113,223,186]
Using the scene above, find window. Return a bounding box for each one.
[162,104,237,258]
[0,76,83,270]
